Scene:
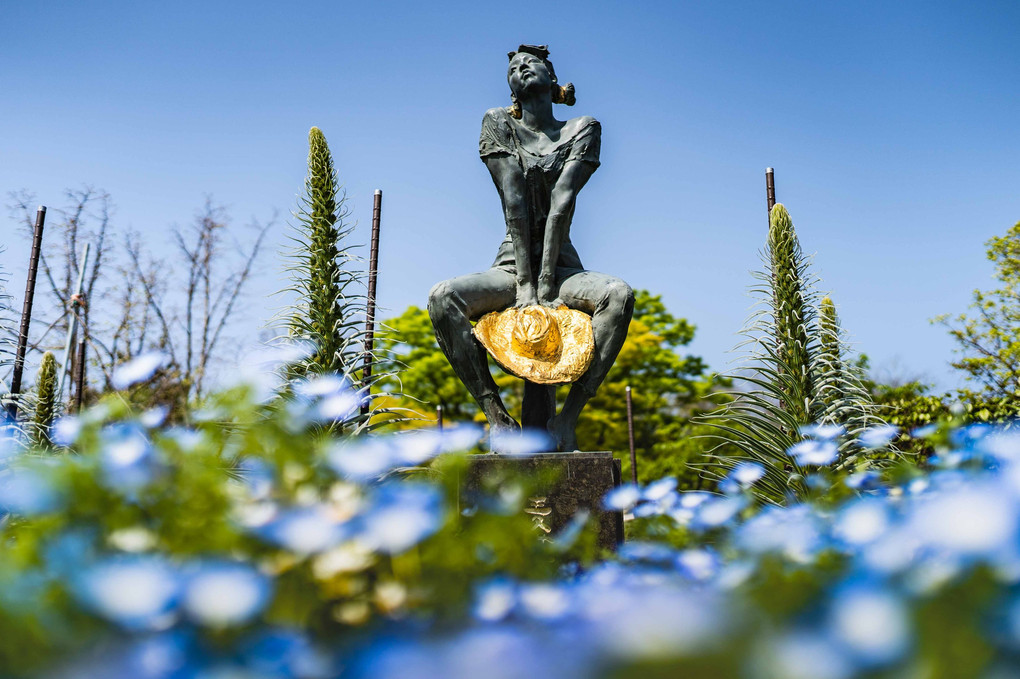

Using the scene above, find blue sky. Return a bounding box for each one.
[2,1,1019,390]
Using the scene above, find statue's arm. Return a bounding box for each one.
[538,159,595,305]
[483,154,538,307]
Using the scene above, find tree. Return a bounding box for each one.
[377,290,726,483]
[283,127,365,382]
[936,220,1020,399]
[8,189,273,412]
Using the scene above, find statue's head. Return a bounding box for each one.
[506,45,575,118]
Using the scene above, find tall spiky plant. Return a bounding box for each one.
[285,127,366,381]
[814,296,881,441]
[702,203,884,501]
[31,351,58,448]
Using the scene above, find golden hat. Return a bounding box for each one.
[473,305,594,385]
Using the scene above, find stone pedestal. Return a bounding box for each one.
[459,451,623,550]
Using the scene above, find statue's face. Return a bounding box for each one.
[507,52,552,98]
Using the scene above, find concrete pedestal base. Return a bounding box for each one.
[459,451,623,550]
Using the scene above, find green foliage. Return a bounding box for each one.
[31,352,58,447]
[936,220,1020,401]
[285,127,365,381]
[377,291,726,485]
[703,204,886,502]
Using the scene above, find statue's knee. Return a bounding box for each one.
[603,280,635,317]
[428,280,455,320]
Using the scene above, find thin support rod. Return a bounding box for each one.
[766,167,776,214]
[10,206,47,403]
[74,338,87,413]
[57,243,91,401]
[436,405,443,431]
[361,189,383,416]
[625,385,637,485]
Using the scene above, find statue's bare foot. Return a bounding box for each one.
[482,396,520,452]
[547,414,579,452]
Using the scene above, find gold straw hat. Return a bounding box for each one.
[473,305,595,384]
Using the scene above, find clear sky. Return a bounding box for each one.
[2,1,1019,391]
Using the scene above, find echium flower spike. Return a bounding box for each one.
[817,296,842,411]
[32,351,58,448]
[768,203,813,424]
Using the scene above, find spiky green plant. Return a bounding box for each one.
[31,351,58,447]
[702,204,886,501]
[285,127,365,381]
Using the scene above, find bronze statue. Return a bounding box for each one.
[428,45,633,452]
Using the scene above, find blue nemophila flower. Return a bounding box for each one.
[0,466,61,515]
[139,405,169,429]
[328,438,399,482]
[677,549,719,582]
[182,561,272,627]
[844,470,883,491]
[788,439,839,466]
[693,495,747,529]
[258,506,350,555]
[764,631,853,679]
[856,424,899,449]
[50,415,82,447]
[833,498,890,546]
[618,541,677,564]
[100,424,159,492]
[800,423,845,440]
[241,628,336,678]
[112,352,169,390]
[602,483,640,511]
[911,423,938,439]
[736,505,823,562]
[829,583,910,666]
[489,428,555,455]
[519,583,572,621]
[641,477,677,501]
[552,508,590,551]
[358,483,443,554]
[721,462,765,494]
[473,577,517,622]
[75,556,180,630]
[0,436,23,468]
[910,482,1017,557]
[237,457,274,499]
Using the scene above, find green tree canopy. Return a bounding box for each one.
[376,290,727,484]
[937,220,1020,399]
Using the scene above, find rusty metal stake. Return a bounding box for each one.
[9,206,47,415]
[361,189,383,416]
[766,167,776,214]
[74,338,87,413]
[57,243,90,402]
[625,385,637,485]
[436,404,443,431]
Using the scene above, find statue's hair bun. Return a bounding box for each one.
[552,82,576,106]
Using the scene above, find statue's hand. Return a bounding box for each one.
[537,279,560,308]
[515,284,539,308]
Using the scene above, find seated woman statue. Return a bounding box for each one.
[428,45,634,452]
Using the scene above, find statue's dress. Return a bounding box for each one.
[428,107,633,400]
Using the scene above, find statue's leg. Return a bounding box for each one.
[428,269,518,432]
[548,270,635,450]
[521,381,556,430]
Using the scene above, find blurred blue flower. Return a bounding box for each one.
[619,541,677,564]
[677,548,719,582]
[844,470,883,491]
[237,456,274,499]
[800,423,845,440]
[51,415,82,447]
[139,406,169,429]
[911,423,938,439]
[765,631,853,679]
[182,560,272,627]
[641,477,677,502]
[829,583,910,665]
[552,508,590,551]
[602,483,640,511]
[358,483,443,554]
[857,424,899,449]
[328,438,399,482]
[241,628,336,678]
[721,462,765,494]
[473,577,517,622]
[112,352,169,390]
[519,583,572,621]
[833,498,890,547]
[100,424,158,492]
[910,482,1017,557]
[693,495,746,529]
[258,506,350,555]
[789,439,839,466]
[75,556,181,630]
[489,428,554,455]
[0,466,61,515]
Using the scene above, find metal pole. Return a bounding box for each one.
[436,404,443,431]
[766,167,776,214]
[361,190,383,416]
[74,338,87,413]
[57,243,91,401]
[10,206,47,408]
[625,385,637,485]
